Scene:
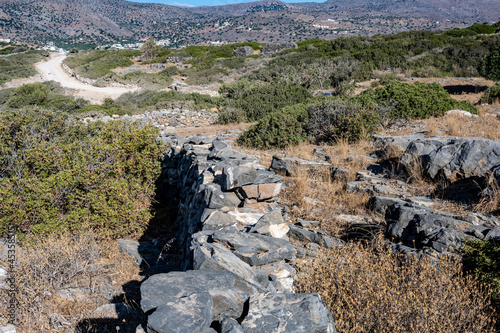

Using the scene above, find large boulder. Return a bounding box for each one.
[234,46,254,57]
[261,42,298,56]
[400,136,500,181]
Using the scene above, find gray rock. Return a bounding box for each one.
[486,226,500,241]
[373,132,427,158]
[234,46,254,57]
[141,270,244,312]
[261,42,298,56]
[288,225,343,248]
[400,136,500,181]
[331,166,350,182]
[222,166,259,191]
[203,210,237,231]
[147,293,212,333]
[117,239,143,267]
[212,230,297,266]
[221,317,244,333]
[240,293,336,333]
[203,184,242,209]
[193,242,264,289]
[249,210,289,239]
[383,199,487,253]
[271,156,331,176]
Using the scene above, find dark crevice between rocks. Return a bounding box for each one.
[75,169,182,332]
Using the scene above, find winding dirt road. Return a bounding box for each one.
[35,53,138,104]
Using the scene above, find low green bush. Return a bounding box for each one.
[6,82,49,108]
[238,104,309,149]
[4,82,90,112]
[358,82,478,119]
[307,99,381,143]
[219,82,312,123]
[481,83,500,103]
[480,45,500,81]
[0,109,163,237]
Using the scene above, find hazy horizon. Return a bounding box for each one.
[126,0,325,8]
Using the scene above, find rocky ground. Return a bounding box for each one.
[1,94,499,332]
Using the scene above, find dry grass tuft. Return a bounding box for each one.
[474,173,500,215]
[296,242,496,333]
[0,232,142,332]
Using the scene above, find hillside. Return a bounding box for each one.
[0,0,499,46]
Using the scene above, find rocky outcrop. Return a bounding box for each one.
[234,46,254,57]
[261,42,298,56]
[139,135,337,332]
[400,136,500,181]
[374,134,500,182]
[371,196,499,254]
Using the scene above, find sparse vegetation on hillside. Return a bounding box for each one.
[0,50,50,84]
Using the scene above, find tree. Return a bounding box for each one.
[480,45,500,81]
[140,39,161,60]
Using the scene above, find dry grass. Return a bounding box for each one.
[0,232,142,332]
[274,140,375,237]
[296,242,496,333]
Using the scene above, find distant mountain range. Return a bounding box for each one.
[0,0,498,47]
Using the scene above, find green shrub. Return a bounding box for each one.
[219,82,312,123]
[469,23,496,35]
[161,66,179,76]
[480,45,500,81]
[481,83,500,103]
[7,83,49,108]
[0,109,163,237]
[358,82,478,119]
[79,98,129,116]
[464,238,500,311]
[307,99,381,143]
[238,104,309,148]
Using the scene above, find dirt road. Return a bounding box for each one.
[35,53,138,104]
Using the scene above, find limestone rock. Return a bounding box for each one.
[240,293,336,333]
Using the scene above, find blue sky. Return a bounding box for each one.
[129,0,325,8]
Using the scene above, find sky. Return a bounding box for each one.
[128,0,325,8]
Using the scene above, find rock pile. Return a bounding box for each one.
[261,42,298,56]
[234,46,254,57]
[139,134,337,332]
[84,109,218,131]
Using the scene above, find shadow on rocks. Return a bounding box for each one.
[75,174,182,332]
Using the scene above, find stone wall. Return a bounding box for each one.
[61,63,95,85]
[139,133,337,332]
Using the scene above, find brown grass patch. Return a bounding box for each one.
[0,232,142,332]
[296,242,496,333]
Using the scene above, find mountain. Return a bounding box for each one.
[0,0,498,47]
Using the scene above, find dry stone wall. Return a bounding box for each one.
[140,133,337,333]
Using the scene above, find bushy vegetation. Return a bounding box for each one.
[358,81,478,119]
[2,82,89,113]
[238,82,477,148]
[481,83,500,103]
[218,81,312,123]
[0,109,163,237]
[63,49,140,80]
[0,50,50,84]
[464,239,500,304]
[480,45,500,81]
[115,89,219,111]
[307,99,382,143]
[237,104,309,148]
[297,243,496,332]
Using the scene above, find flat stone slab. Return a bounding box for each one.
[271,156,331,176]
[241,293,337,333]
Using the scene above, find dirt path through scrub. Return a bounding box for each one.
[35,53,139,104]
